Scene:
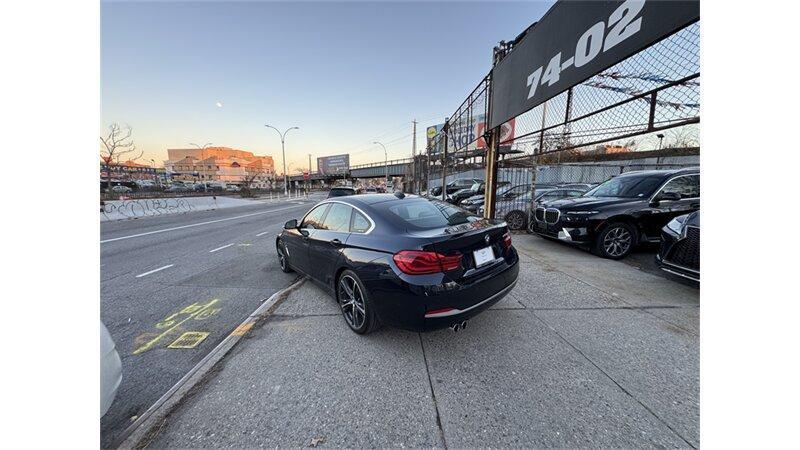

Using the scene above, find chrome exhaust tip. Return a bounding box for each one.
[460,320,468,330]
[450,323,460,332]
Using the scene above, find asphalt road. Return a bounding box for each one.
[100,196,322,447]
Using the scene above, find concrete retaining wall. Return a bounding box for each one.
[100,196,258,222]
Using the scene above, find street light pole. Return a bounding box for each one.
[373,141,388,189]
[265,125,299,196]
[189,142,212,183]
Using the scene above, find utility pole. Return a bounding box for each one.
[265,125,299,196]
[308,153,312,193]
[412,119,417,194]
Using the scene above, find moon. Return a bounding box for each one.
[215,101,223,108]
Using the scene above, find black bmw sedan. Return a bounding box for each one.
[276,193,519,334]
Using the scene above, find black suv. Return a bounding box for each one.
[531,167,699,259]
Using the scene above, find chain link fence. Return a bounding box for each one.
[422,19,700,231]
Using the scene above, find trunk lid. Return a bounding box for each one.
[410,219,509,279]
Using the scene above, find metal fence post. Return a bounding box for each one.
[441,120,449,201]
[484,128,500,219]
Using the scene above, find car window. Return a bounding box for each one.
[301,204,330,230]
[322,203,352,232]
[542,191,563,200]
[351,210,371,233]
[567,190,584,197]
[510,186,527,196]
[386,199,478,229]
[660,175,700,199]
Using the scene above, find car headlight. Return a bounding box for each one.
[666,216,686,234]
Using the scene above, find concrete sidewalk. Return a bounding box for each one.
[138,235,699,448]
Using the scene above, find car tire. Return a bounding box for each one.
[505,210,527,230]
[337,270,380,335]
[593,222,637,259]
[277,242,293,273]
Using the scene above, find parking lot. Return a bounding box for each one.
[135,233,699,448]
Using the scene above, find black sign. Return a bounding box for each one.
[317,154,350,175]
[489,0,699,129]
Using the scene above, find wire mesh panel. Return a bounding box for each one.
[488,22,700,228]
[422,13,699,233]
[501,22,700,158]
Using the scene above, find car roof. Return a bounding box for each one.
[617,167,699,178]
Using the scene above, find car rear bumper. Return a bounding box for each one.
[368,250,520,332]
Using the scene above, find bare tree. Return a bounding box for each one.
[241,168,267,197]
[100,123,142,191]
[665,126,699,149]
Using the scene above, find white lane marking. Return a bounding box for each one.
[100,205,307,244]
[255,231,271,237]
[135,264,174,278]
[209,243,234,253]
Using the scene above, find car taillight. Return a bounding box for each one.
[502,231,512,249]
[393,250,462,275]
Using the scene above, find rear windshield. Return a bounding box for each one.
[329,188,354,197]
[386,199,478,229]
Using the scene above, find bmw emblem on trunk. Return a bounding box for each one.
[485,234,491,244]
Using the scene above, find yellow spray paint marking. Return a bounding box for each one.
[133,299,220,355]
[230,321,254,336]
[167,332,210,349]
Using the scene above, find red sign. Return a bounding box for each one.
[476,118,516,148]
[303,171,310,180]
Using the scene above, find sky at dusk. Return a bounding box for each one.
[101,0,553,172]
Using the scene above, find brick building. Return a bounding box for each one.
[164,147,275,185]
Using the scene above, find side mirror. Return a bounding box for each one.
[284,219,298,229]
[659,191,682,202]
[650,191,681,206]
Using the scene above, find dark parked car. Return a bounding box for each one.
[460,183,526,212]
[486,188,587,230]
[276,193,519,334]
[448,181,506,205]
[531,167,700,259]
[429,178,482,198]
[656,211,699,282]
[328,186,357,198]
[166,183,191,193]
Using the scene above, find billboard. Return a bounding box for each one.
[317,154,350,175]
[426,114,515,155]
[490,0,700,128]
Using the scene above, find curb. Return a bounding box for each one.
[114,276,308,449]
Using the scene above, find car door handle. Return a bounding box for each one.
[330,238,342,246]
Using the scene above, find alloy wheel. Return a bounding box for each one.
[338,275,366,329]
[603,226,632,257]
[506,211,525,230]
[278,249,286,270]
